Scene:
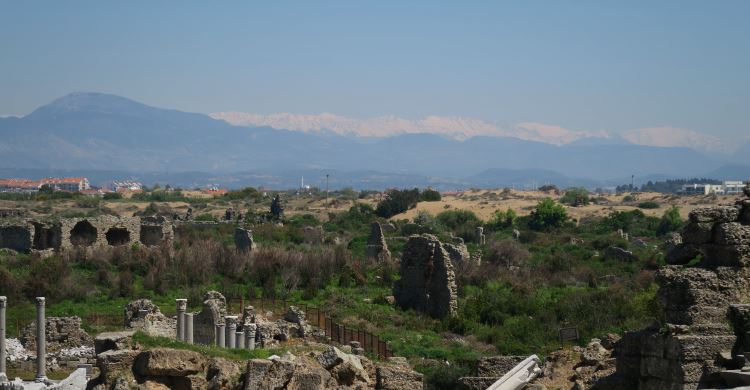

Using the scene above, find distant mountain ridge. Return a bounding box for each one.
[0,92,745,189]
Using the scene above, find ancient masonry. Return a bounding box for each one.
[364,222,391,261]
[599,197,750,389]
[0,215,253,254]
[393,234,458,319]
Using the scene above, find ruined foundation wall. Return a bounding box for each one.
[59,216,141,249]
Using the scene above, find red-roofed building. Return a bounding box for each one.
[0,179,40,193]
[40,177,90,192]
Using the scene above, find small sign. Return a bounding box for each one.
[559,327,579,342]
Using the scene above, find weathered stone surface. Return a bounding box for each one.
[124,299,162,327]
[244,359,273,390]
[134,348,205,377]
[60,216,141,249]
[713,222,750,246]
[682,222,714,245]
[0,223,33,253]
[603,246,637,262]
[96,349,139,383]
[365,222,391,261]
[194,291,227,345]
[376,364,424,390]
[95,331,135,354]
[124,299,175,338]
[235,228,254,253]
[393,234,458,319]
[689,206,740,224]
[21,316,93,352]
[441,242,470,265]
[475,356,527,377]
[206,357,242,390]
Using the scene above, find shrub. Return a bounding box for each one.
[103,192,123,200]
[560,188,590,207]
[489,208,516,230]
[486,239,530,267]
[637,201,660,209]
[420,189,442,202]
[528,198,569,231]
[657,206,683,235]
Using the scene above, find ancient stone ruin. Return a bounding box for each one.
[393,234,458,319]
[234,227,254,253]
[193,291,228,345]
[597,197,750,389]
[365,222,391,262]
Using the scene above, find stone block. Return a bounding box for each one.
[713,223,750,245]
[702,244,750,267]
[682,222,714,245]
[134,348,205,377]
[377,365,424,390]
[94,331,135,354]
[244,359,272,390]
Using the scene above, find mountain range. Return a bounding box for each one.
[0,92,747,189]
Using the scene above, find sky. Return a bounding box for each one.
[1,1,748,146]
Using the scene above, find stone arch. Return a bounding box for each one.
[139,225,164,246]
[70,220,97,247]
[105,227,130,246]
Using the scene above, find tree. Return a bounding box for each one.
[420,189,442,202]
[657,206,683,235]
[560,188,590,207]
[375,188,421,218]
[529,198,569,230]
[490,208,516,230]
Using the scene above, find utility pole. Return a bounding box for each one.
[631,175,635,190]
[325,174,329,209]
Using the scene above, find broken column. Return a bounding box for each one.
[35,297,46,382]
[216,324,225,348]
[0,296,6,382]
[475,226,486,245]
[184,313,194,344]
[225,316,238,348]
[245,323,256,350]
[175,299,187,341]
[235,330,244,349]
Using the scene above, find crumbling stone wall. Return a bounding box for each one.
[442,241,470,265]
[602,197,750,389]
[393,234,458,318]
[234,228,254,253]
[21,316,94,352]
[0,223,33,253]
[139,216,173,247]
[124,299,176,338]
[194,291,227,345]
[365,222,391,262]
[31,221,61,251]
[60,216,141,249]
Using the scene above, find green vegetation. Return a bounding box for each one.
[658,206,683,235]
[637,201,660,209]
[560,187,590,206]
[528,198,569,230]
[133,331,275,360]
[375,188,443,218]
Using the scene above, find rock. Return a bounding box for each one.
[393,234,458,319]
[376,364,424,390]
[682,222,715,245]
[475,356,527,377]
[206,357,242,390]
[603,247,637,262]
[124,299,162,327]
[96,349,139,383]
[581,340,609,366]
[244,359,272,390]
[600,333,621,350]
[94,331,135,354]
[688,206,740,223]
[257,360,297,389]
[134,348,206,377]
[284,306,307,327]
[713,222,750,246]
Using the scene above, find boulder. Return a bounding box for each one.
[96,349,139,383]
[244,359,273,390]
[94,331,135,354]
[134,348,206,377]
[206,357,242,390]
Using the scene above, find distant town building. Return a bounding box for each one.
[680,181,747,195]
[0,179,40,193]
[202,185,228,196]
[40,177,90,192]
[112,180,143,192]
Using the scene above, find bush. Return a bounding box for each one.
[528,198,569,231]
[489,208,516,230]
[420,189,442,202]
[103,192,123,200]
[637,201,660,209]
[560,188,590,207]
[657,206,683,236]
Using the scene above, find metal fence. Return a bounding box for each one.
[229,297,393,359]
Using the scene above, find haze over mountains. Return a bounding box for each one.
[0,92,747,189]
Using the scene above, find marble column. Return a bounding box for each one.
[35,297,47,382]
[235,331,244,349]
[245,323,256,350]
[225,316,238,349]
[216,324,225,348]
[184,313,194,344]
[175,299,187,341]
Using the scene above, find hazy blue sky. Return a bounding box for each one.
[1,1,748,141]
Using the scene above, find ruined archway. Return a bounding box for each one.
[139,225,163,246]
[70,220,97,247]
[32,222,61,250]
[105,227,130,246]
